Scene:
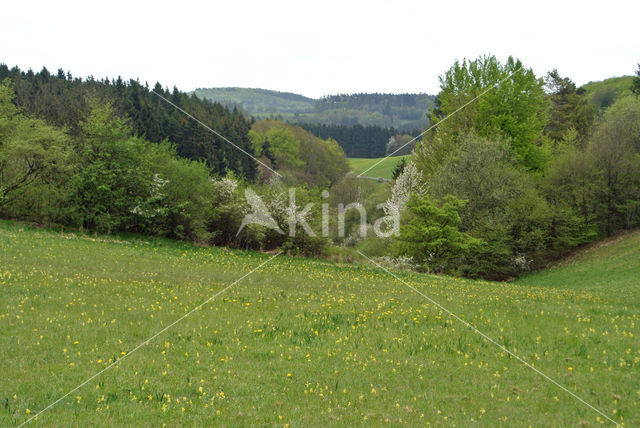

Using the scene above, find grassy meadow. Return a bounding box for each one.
[348,156,410,180]
[0,221,638,426]
[515,230,640,293]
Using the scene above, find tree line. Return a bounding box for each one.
[389,56,640,279]
[0,64,257,178]
[297,123,397,158]
[2,58,639,278]
[0,70,349,253]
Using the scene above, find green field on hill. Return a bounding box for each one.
[348,156,410,180]
[516,230,640,293]
[0,221,637,426]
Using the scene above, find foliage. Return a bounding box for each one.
[2,58,640,280]
[250,120,349,187]
[394,194,484,274]
[425,55,550,170]
[193,87,315,115]
[581,75,635,110]
[195,88,435,132]
[384,161,426,219]
[544,70,596,145]
[145,146,214,241]
[66,101,151,232]
[385,133,417,156]
[299,123,396,158]
[0,64,257,178]
[405,58,640,279]
[0,79,74,221]
[61,101,215,241]
[311,93,433,130]
[391,157,407,180]
[587,97,640,234]
[328,173,390,245]
[426,134,548,277]
[0,79,342,257]
[412,128,632,279]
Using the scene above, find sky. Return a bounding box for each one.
[2,0,638,98]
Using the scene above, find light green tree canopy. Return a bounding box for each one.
[423,55,550,171]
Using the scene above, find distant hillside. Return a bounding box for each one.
[193,88,435,132]
[193,87,315,115]
[348,155,410,180]
[312,93,434,130]
[581,76,635,110]
[298,123,397,158]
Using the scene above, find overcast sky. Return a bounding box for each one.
[2,0,638,98]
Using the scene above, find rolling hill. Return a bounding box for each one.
[581,75,635,110]
[193,88,435,132]
[192,87,315,115]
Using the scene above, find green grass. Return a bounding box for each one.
[515,230,640,293]
[348,155,410,180]
[0,221,638,426]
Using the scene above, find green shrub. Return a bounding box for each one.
[394,194,484,274]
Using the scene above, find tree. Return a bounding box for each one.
[544,69,596,145]
[587,97,640,234]
[250,120,349,186]
[395,194,483,274]
[0,79,73,220]
[427,134,523,276]
[422,55,550,171]
[67,100,156,232]
[541,146,599,250]
[391,157,406,180]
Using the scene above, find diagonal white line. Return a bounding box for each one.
[356,250,621,427]
[357,65,523,178]
[18,252,282,427]
[150,90,282,177]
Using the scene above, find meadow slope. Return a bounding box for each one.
[348,156,410,180]
[515,229,640,293]
[0,221,638,426]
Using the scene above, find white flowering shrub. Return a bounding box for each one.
[130,174,170,220]
[211,176,238,201]
[372,255,417,271]
[378,161,427,237]
[512,254,532,272]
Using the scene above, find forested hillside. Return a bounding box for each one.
[249,120,350,186]
[0,65,257,178]
[192,87,315,115]
[298,123,396,157]
[0,65,350,252]
[581,75,635,110]
[193,88,434,131]
[312,93,433,130]
[193,88,432,158]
